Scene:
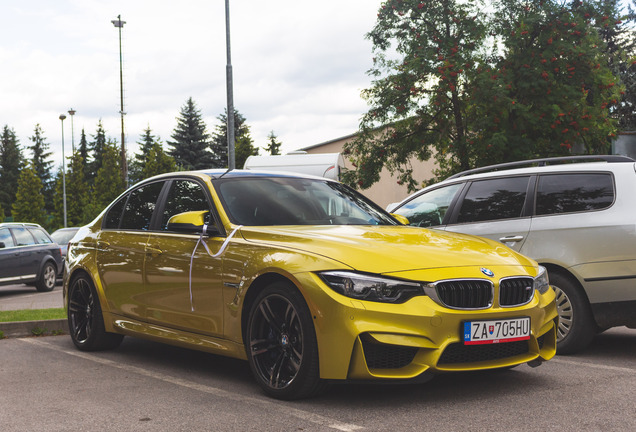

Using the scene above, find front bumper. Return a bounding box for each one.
[295,272,558,381]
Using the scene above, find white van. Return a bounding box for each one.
[243,152,344,181]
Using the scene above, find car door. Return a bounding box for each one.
[444,176,533,252]
[96,181,165,321]
[143,178,226,337]
[0,227,20,284]
[10,227,40,283]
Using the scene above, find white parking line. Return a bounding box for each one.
[551,357,636,374]
[20,338,363,432]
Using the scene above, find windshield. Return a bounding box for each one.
[216,177,397,226]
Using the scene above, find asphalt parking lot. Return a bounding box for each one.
[1,292,635,432]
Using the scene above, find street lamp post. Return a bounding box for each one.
[111,15,128,184]
[59,114,67,228]
[225,0,235,170]
[68,108,76,154]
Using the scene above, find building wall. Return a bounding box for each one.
[299,134,437,209]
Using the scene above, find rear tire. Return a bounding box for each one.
[245,282,326,400]
[68,274,123,351]
[551,272,596,354]
[35,261,57,292]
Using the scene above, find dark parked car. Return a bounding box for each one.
[0,222,63,292]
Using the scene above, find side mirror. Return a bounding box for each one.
[166,211,219,235]
[0,241,5,248]
[391,213,410,226]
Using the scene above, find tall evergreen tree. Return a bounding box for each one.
[140,142,177,179]
[168,97,213,170]
[76,128,91,170]
[265,131,282,155]
[0,125,24,217]
[28,124,54,213]
[88,120,108,184]
[64,153,90,226]
[130,126,175,182]
[211,109,258,168]
[90,140,126,219]
[12,163,46,226]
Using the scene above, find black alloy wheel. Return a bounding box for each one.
[246,282,325,400]
[68,274,123,351]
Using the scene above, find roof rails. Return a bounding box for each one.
[447,155,635,179]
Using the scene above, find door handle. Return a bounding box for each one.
[499,235,524,244]
[96,241,110,249]
[145,246,163,257]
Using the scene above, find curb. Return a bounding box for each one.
[0,319,68,338]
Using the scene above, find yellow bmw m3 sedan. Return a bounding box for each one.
[64,170,557,399]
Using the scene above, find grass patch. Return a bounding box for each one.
[0,308,66,323]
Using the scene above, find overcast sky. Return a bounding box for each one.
[0,0,382,170]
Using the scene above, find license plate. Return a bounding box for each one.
[463,317,530,345]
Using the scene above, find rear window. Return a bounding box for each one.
[535,173,614,215]
[29,227,53,244]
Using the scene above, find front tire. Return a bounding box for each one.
[552,272,596,354]
[68,274,123,351]
[35,261,57,292]
[245,282,326,400]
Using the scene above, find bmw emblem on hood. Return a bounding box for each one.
[481,268,495,277]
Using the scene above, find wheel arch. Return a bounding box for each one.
[240,272,306,341]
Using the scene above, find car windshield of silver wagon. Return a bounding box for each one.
[216,177,398,226]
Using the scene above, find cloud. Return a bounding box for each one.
[0,0,380,168]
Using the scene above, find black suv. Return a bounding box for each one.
[0,223,63,292]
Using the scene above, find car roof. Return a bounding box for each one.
[0,222,43,228]
[436,158,636,186]
[140,168,334,184]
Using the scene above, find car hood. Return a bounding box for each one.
[238,225,534,274]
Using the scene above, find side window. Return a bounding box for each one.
[536,173,614,215]
[11,227,37,246]
[160,180,212,230]
[394,183,463,227]
[457,176,530,223]
[120,182,165,231]
[30,227,53,244]
[104,194,128,229]
[0,228,15,248]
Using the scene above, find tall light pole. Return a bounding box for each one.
[59,114,68,228]
[111,15,128,184]
[68,108,76,154]
[225,0,235,170]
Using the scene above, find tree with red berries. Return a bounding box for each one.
[471,0,624,161]
[342,0,488,190]
[344,0,628,190]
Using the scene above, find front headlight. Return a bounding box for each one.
[533,266,550,294]
[318,271,425,303]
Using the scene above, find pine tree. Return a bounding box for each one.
[28,124,55,213]
[168,98,213,170]
[88,120,108,184]
[265,131,282,155]
[211,109,258,168]
[91,141,126,218]
[77,128,91,170]
[0,125,24,217]
[65,153,91,226]
[140,142,177,179]
[12,163,46,226]
[130,126,176,182]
